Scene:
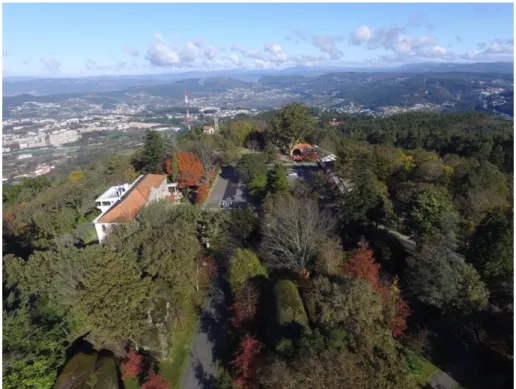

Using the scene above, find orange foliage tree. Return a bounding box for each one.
[167,152,203,188]
[343,245,411,338]
[195,184,210,204]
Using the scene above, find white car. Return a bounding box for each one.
[288,172,298,177]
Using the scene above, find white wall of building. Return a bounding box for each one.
[95,222,114,243]
[148,179,169,203]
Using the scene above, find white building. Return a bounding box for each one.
[93,174,181,243]
[202,125,215,134]
[95,183,131,214]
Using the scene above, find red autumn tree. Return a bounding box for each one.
[343,245,382,290]
[343,245,411,338]
[195,184,210,204]
[121,350,143,380]
[230,283,259,328]
[174,152,203,188]
[142,370,169,389]
[232,335,261,389]
[390,294,410,338]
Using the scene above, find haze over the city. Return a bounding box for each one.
[2,2,514,77]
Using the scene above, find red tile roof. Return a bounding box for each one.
[97,174,166,223]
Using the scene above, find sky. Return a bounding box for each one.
[2,2,514,77]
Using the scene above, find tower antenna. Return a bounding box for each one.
[184,88,191,131]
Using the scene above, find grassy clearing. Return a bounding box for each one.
[123,376,140,389]
[160,291,204,389]
[415,358,439,386]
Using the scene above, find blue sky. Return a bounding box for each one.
[2,3,514,77]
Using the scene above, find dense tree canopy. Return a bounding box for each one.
[269,102,316,154]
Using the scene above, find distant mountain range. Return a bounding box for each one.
[3,62,513,97]
[4,68,513,119]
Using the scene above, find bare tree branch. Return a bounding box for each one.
[260,195,336,272]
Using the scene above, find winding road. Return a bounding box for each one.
[179,265,230,389]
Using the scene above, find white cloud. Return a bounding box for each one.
[153,32,166,42]
[230,54,243,67]
[229,43,291,65]
[254,59,272,68]
[40,57,62,74]
[311,35,344,59]
[230,43,248,54]
[459,39,513,61]
[286,29,310,43]
[485,39,513,54]
[351,23,436,59]
[263,44,289,63]
[145,43,181,67]
[418,45,455,59]
[351,25,373,44]
[144,37,223,68]
[83,59,111,72]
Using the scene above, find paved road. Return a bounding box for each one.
[377,225,465,262]
[205,166,250,210]
[179,269,229,389]
[428,370,459,389]
[204,169,230,209]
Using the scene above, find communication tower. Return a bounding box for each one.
[213,117,219,132]
[184,89,191,131]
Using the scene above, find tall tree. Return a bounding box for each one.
[191,137,218,172]
[406,242,489,313]
[141,130,164,174]
[343,246,411,337]
[409,187,459,245]
[73,248,156,343]
[260,195,335,274]
[3,300,68,389]
[269,102,315,154]
[267,164,289,193]
[228,249,267,293]
[467,208,513,307]
[174,152,203,188]
[230,282,260,328]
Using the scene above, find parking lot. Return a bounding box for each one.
[285,164,319,185]
[204,166,250,210]
[204,164,323,210]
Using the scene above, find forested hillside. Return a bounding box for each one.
[3,106,513,389]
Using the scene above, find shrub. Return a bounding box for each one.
[403,349,424,375]
[274,280,309,330]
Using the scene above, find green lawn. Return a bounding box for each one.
[123,376,140,389]
[415,357,439,386]
[160,292,204,389]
